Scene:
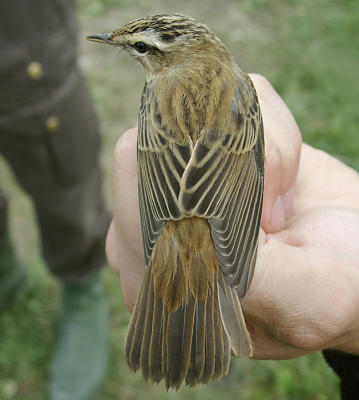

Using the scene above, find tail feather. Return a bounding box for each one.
[126,266,151,371]
[148,296,164,382]
[218,272,253,358]
[125,240,251,389]
[139,276,155,380]
[199,291,215,384]
[165,298,195,388]
[222,326,231,376]
[213,281,231,379]
[185,301,206,386]
[161,306,168,378]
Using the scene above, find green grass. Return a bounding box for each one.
[1,0,358,398]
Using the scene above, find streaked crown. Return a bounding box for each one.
[87,14,232,74]
[112,14,212,41]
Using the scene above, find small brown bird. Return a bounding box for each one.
[87,14,264,389]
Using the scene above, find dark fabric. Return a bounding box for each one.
[0,0,78,114]
[0,0,110,282]
[323,350,359,400]
[0,192,8,237]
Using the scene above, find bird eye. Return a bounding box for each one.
[133,41,149,54]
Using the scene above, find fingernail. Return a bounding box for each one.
[271,196,286,232]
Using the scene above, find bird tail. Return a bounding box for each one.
[125,262,234,389]
[217,272,253,358]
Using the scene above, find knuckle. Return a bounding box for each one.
[113,128,138,174]
[264,138,283,196]
[114,128,137,161]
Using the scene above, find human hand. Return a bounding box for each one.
[106,74,359,359]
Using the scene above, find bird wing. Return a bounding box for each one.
[138,82,192,265]
[179,80,264,298]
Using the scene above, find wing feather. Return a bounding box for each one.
[138,82,192,265]
[179,79,264,297]
[138,76,264,297]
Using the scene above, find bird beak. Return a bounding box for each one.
[86,33,116,46]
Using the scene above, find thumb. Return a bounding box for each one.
[249,74,302,233]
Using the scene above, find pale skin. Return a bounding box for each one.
[106,74,359,360]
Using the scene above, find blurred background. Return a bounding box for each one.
[0,0,358,399]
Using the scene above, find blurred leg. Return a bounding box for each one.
[0,72,111,400]
[0,73,110,283]
[0,188,28,309]
[0,1,111,398]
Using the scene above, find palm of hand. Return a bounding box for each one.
[245,144,359,359]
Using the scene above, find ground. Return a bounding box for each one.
[1,0,358,399]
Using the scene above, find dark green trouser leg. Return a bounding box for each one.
[0,193,28,309]
[49,272,109,400]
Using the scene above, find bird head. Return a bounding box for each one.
[86,14,232,76]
